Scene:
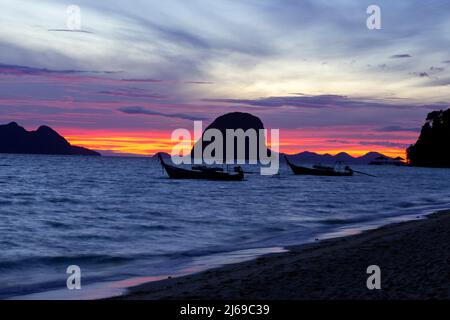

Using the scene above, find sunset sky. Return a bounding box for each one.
[1,0,450,157]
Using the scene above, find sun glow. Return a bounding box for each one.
[63,129,407,158]
[63,131,176,156]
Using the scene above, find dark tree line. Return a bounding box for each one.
[407,109,450,167]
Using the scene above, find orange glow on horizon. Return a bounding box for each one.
[63,129,177,155]
[62,129,408,159]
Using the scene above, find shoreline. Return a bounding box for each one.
[116,209,450,300]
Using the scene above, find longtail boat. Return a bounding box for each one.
[191,165,224,173]
[158,154,244,181]
[285,156,354,177]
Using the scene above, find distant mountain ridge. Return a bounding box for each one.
[282,151,391,165]
[0,122,100,156]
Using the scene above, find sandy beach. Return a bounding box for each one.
[118,210,450,300]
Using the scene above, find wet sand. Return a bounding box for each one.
[118,210,450,300]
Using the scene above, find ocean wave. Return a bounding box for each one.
[137,224,181,231]
[319,216,374,225]
[45,197,83,205]
[0,254,135,270]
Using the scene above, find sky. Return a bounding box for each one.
[1,0,449,157]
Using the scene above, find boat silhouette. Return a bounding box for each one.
[285,156,354,176]
[158,154,244,181]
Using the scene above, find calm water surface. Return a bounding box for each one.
[0,154,449,299]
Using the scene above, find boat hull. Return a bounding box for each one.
[158,155,244,181]
[285,157,353,177]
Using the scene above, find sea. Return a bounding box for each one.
[0,154,449,299]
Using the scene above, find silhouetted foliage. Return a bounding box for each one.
[407,109,450,167]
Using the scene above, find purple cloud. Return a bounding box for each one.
[413,72,430,78]
[430,66,445,72]
[97,89,167,99]
[120,78,165,83]
[376,126,419,132]
[359,141,410,149]
[118,106,208,121]
[390,54,412,59]
[48,29,94,34]
[0,63,119,77]
[205,94,447,110]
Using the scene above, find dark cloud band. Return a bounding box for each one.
[118,106,208,121]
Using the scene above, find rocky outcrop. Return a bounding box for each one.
[190,112,270,162]
[0,122,100,156]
